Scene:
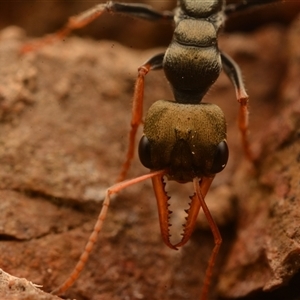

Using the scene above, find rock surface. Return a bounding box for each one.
[0,5,299,300]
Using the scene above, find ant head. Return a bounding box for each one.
[138,100,228,182]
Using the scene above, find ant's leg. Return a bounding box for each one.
[192,177,222,300]
[117,53,165,182]
[104,2,174,21]
[221,52,253,161]
[52,169,166,295]
[21,2,173,52]
[225,0,281,15]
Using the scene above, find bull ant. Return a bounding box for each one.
[22,0,279,299]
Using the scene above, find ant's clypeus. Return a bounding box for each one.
[21,0,281,299]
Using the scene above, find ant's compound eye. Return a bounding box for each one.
[138,135,154,169]
[210,140,229,174]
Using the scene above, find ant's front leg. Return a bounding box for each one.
[21,1,173,52]
[51,170,166,296]
[117,53,165,182]
[221,52,253,161]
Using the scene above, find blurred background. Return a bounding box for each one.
[0,0,300,49]
[0,2,300,300]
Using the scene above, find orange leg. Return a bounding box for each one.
[116,53,164,182]
[116,64,150,183]
[237,93,252,161]
[192,177,222,300]
[221,52,253,161]
[21,4,108,53]
[21,2,173,53]
[51,170,166,295]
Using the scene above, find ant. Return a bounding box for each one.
[21,0,281,299]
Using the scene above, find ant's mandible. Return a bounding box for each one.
[21,0,280,299]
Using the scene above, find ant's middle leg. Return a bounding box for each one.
[21,2,173,53]
[116,53,165,183]
[225,0,281,15]
[221,52,253,161]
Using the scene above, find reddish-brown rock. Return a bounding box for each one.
[0,4,299,300]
